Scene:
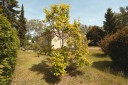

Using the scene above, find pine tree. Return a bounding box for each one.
[0,0,20,28]
[18,4,26,47]
[103,8,117,34]
[116,6,128,29]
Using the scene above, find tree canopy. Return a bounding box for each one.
[103,8,117,34]
[18,4,26,47]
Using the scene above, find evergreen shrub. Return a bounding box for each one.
[0,15,19,84]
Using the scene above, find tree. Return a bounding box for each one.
[37,30,52,55]
[100,28,128,66]
[26,19,45,37]
[44,4,91,77]
[0,4,4,15]
[26,19,50,52]
[18,4,26,47]
[116,6,128,29]
[36,27,54,55]
[79,24,88,35]
[86,26,105,46]
[44,4,70,48]
[103,8,117,34]
[0,15,19,84]
[0,0,20,28]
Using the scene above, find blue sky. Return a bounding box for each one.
[18,0,128,26]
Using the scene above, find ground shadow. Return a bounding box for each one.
[66,66,84,77]
[30,60,61,84]
[30,60,84,84]
[92,53,108,58]
[93,60,128,77]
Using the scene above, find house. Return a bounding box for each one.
[51,36,67,49]
[52,34,87,49]
[38,30,86,49]
[37,31,67,49]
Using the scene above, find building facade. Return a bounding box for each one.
[51,36,67,49]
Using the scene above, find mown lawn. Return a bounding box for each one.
[11,47,128,85]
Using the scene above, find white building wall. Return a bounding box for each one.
[52,36,67,49]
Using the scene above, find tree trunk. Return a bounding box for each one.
[61,31,64,48]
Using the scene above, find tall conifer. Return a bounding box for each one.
[103,8,117,34]
[18,4,26,47]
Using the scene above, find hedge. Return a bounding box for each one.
[0,15,19,84]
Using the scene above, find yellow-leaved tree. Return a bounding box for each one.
[44,4,91,77]
[44,4,70,48]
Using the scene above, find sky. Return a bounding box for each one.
[18,0,128,26]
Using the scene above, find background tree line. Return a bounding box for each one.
[79,6,128,46]
[101,6,128,67]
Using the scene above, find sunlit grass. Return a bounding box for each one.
[11,48,128,85]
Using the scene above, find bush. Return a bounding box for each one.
[100,28,128,65]
[0,15,19,84]
[100,35,111,54]
[36,35,52,55]
[86,26,105,46]
[50,35,92,77]
[50,50,69,77]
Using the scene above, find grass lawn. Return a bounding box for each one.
[11,47,128,85]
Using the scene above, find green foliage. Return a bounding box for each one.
[36,36,52,55]
[0,15,19,84]
[36,28,53,55]
[0,7,4,16]
[79,24,88,35]
[86,26,105,46]
[103,8,117,34]
[44,4,91,77]
[50,50,69,76]
[100,28,128,65]
[26,19,51,55]
[25,43,37,50]
[18,4,27,47]
[67,21,91,67]
[50,37,91,77]
[116,6,128,29]
[0,0,20,28]
[26,19,45,36]
[44,4,70,48]
[103,6,128,37]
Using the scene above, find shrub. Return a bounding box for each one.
[50,35,92,77]
[25,43,37,50]
[86,26,105,46]
[36,35,53,55]
[50,50,69,77]
[0,15,19,84]
[100,35,111,54]
[100,28,128,65]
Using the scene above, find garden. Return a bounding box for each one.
[0,0,128,85]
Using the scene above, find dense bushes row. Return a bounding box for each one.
[86,26,105,46]
[0,15,19,84]
[100,28,128,66]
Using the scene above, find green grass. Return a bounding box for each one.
[11,48,128,85]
